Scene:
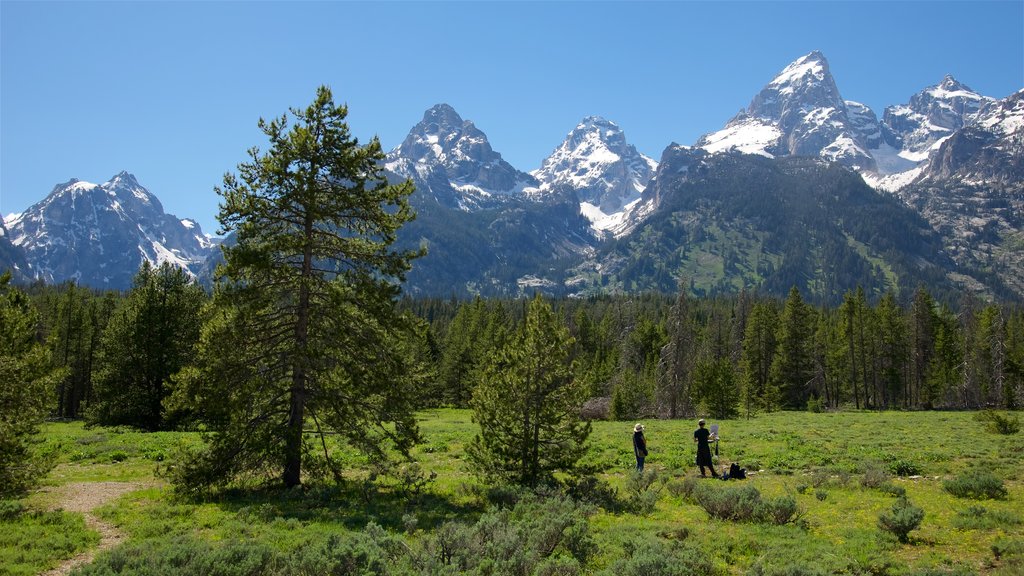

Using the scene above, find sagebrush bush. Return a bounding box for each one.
[943,471,1008,500]
[565,474,621,511]
[878,496,924,544]
[624,469,664,515]
[692,483,798,525]
[860,462,891,488]
[953,505,1022,530]
[878,482,907,498]
[597,536,713,576]
[666,476,700,502]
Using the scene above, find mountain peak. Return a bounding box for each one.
[767,51,831,95]
[105,171,141,189]
[419,104,465,133]
[533,116,656,218]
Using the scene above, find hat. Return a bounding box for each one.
[698,418,706,425]
[634,423,644,432]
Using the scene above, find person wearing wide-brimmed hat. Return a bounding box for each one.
[632,423,648,472]
[693,418,718,477]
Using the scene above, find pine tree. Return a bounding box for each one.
[169,87,423,490]
[0,273,63,496]
[90,262,205,430]
[741,300,779,414]
[909,287,936,408]
[771,286,815,409]
[468,295,590,487]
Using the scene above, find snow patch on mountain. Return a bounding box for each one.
[698,116,780,157]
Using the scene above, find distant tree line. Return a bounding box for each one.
[407,283,1024,418]
[5,273,1022,424]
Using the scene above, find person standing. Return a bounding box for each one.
[633,423,648,472]
[694,418,718,477]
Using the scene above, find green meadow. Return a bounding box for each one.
[3,410,1022,575]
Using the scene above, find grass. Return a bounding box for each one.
[0,502,98,576]
[3,409,1022,575]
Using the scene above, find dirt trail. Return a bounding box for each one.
[38,481,146,576]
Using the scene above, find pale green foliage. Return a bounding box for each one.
[167,87,423,491]
[469,295,591,487]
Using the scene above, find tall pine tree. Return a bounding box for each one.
[170,87,423,490]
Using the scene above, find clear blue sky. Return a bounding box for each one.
[3,1,1022,234]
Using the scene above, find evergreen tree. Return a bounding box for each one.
[876,292,907,409]
[909,287,936,408]
[49,283,112,419]
[771,287,815,409]
[90,262,205,430]
[468,295,590,487]
[0,273,63,496]
[169,87,423,490]
[741,300,779,414]
[926,304,963,408]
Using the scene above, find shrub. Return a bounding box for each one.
[565,474,621,512]
[0,499,26,520]
[624,469,664,515]
[692,483,798,525]
[666,476,700,502]
[74,534,276,576]
[992,537,1024,561]
[860,462,890,488]
[694,483,762,522]
[806,397,825,413]
[878,496,924,544]
[878,482,906,498]
[952,505,1022,530]
[943,471,1008,500]
[597,536,713,576]
[976,410,1021,435]
[421,493,594,573]
[815,489,828,502]
[758,495,800,525]
[887,458,922,477]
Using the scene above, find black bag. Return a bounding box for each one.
[729,463,746,479]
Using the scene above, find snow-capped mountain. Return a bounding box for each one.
[862,76,998,188]
[914,88,1024,184]
[881,76,995,161]
[531,116,657,233]
[385,104,539,210]
[5,172,215,289]
[696,51,877,171]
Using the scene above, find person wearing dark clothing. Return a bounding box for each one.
[633,423,648,472]
[693,418,718,477]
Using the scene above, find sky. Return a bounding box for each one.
[2,1,1022,234]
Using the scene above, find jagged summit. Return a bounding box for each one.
[696,51,874,170]
[386,103,538,209]
[532,116,657,231]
